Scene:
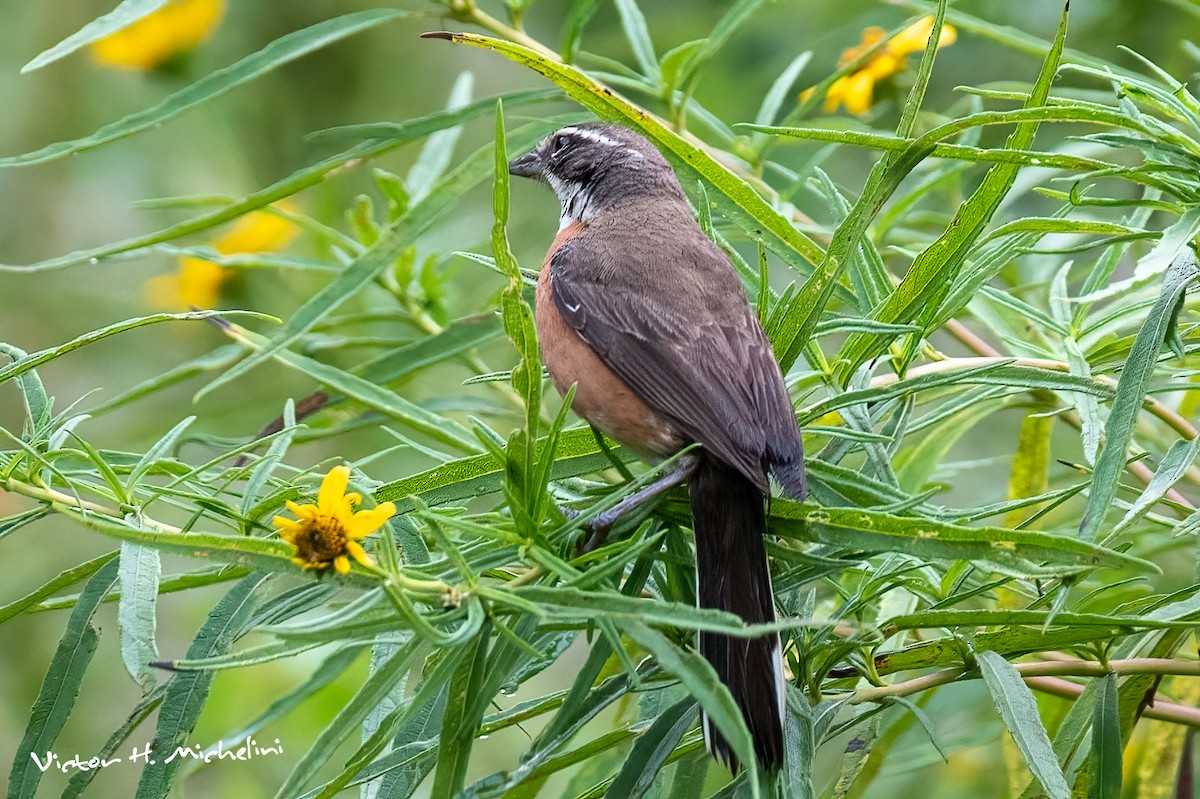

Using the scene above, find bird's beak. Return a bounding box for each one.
[508,150,543,178]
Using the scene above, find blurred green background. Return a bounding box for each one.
[2,1,1199,796]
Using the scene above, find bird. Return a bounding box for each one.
[507,122,806,771]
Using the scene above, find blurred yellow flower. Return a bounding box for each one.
[145,204,299,310]
[813,16,957,115]
[273,466,397,575]
[90,0,226,71]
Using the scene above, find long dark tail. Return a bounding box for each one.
[690,456,784,772]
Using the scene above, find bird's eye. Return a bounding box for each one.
[552,134,571,153]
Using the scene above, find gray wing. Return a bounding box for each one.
[549,237,802,493]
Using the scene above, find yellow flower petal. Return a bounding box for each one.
[334,556,350,574]
[273,515,300,530]
[212,207,300,255]
[344,503,397,538]
[346,541,375,568]
[90,0,226,71]
[318,466,351,513]
[888,16,957,58]
[842,72,877,116]
[286,500,317,518]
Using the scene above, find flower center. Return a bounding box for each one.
[292,515,348,564]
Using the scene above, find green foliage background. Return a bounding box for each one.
[1,1,1200,797]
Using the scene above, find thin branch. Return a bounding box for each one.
[1023,675,1200,728]
[850,657,1200,729]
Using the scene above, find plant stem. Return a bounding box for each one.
[446,0,559,60]
[850,657,1200,729]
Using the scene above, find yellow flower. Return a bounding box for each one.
[818,16,957,115]
[273,466,397,575]
[145,204,300,310]
[90,0,226,71]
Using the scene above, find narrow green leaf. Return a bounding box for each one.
[0,343,52,435]
[196,124,551,400]
[622,621,760,790]
[21,0,169,72]
[55,506,378,587]
[210,319,478,453]
[375,425,634,511]
[407,71,474,203]
[0,552,117,625]
[1005,412,1054,528]
[605,698,696,799]
[1112,436,1200,536]
[676,0,769,98]
[770,502,1153,577]
[7,559,119,799]
[830,716,879,799]
[781,686,817,799]
[613,0,661,80]
[117,542,161,690]
[1079,253,1199,541]
[62,686,166,799]
[885,609,1196,632]
[274,638,422,798]
[977,650,1070,799]
[1087,673,1122,799]
[836,1,1072,376]
[0,311,259,385]
[430,621,494,797]
[12,11,406,159]
[240,400,297,520]
[135,573,272,799]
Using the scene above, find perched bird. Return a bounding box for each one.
[508,123,806,771]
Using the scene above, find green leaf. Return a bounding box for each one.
[375,425,635,510]
[770,503,1153,577]
[1,92,549,274]
[659,39,706,98]
[977,650,1070,799]
[0,311,260,386]
[884,609,1197,632]
[836,1,1071,376]
[621,621,760,791]
[0,343,52,436]
[1087,673,1121,799]
[240,401,297,520]
[1111,435,1200,536]
[7,559,119,799]
[274,638,423,798]
[135,573,272,799]
[430,621,494,797]
[1079,253,1199,541]
[10,11,407,162]
[195,123,552,400]
[407,71,474,203]
[209,320,479,454]
[830,716,879,799]
[674,0,769,99]
[117,542,161,691]
[605,698,695,798]
[55,506,379,587]
[21,0,169,72]
[613,0,661,80]
[0,552,117,625]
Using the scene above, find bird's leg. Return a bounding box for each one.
[576,452,699,553]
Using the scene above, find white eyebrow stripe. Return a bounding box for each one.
[559,127,623,148]
[558,127,645,158]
